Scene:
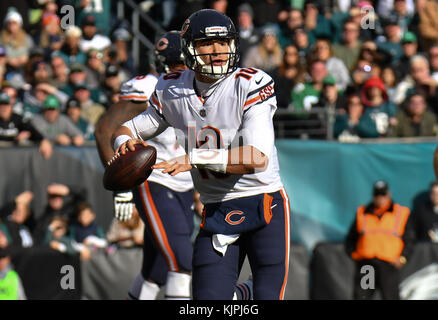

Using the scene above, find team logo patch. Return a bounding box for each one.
[181,19,190,36]
[225,210,245,226]
[156,37,169,51]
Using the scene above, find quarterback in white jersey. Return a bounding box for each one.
[112,10,291,300]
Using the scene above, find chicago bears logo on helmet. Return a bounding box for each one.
[156,37,169,51]
[181,19,190,36]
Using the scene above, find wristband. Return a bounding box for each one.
[113,135,132,151]
[190,148,228,173]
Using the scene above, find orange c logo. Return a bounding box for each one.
[225,210,245,225]
[156,37,169,51]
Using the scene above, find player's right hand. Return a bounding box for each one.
[114,191,135,221]
[115,138,147,155]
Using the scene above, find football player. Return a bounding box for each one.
[112,10,291,300]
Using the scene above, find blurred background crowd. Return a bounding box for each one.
[1,0,438,300]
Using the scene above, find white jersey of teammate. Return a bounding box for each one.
[120,74,193,192]
[122,67,284,203]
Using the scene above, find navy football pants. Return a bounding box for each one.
[192,189,291,300]
[133,181,194,285]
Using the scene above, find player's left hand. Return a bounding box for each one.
[114,191,135,221]
[152,155,192,176]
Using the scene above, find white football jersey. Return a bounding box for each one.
[123,68,284,203]
[120,74,193,192]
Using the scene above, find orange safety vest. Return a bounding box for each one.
[351,203,410,263]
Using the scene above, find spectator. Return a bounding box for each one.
[412,182,438,242]
[235,3,259,62]
[334,90,379,141]
[70,202,107,260]
[0,8,34,71]
[59,63,88,95]
[2,85,24,118]
[291,59,327,113]
[0,191,35,251]
[33,183,86,244]
[49,53,69,89]
[310,37,350,91]
[389,90,438,137]
[428,44,438,82]
[43,215,75,256]
[0,46,7,85]
[381,66,399,103]
[270,44,304,108]
[75,0,112,37]
[391,0,414,34]
[359,41,379,65]
[79,15,111,53]
[303,0,336,44]
[60,63,106,106]
[242,24,283,75]
[292,26,311,66]
[417,0,438,52]
[360,76,397,136]
[0,247,26,300]
[22,82,69,121]
[106,206,144,248]
[30,95,84,147]
[345,180,414,300]
[58,26,86,67]
[393,55,438,109]
[109,28,134,78]
[392,31,418,80]
[278,8,304,48]
[73,84,106,126]
[65,98,95,141]
[83,49,105,89]
[209,0,228,13]
[315,75,346,110]
[102,65,121,107]
[0,91,52,158]
[30,60,51,86]
[37,13,63,56]
[332,18,362,72]
[0,228,9,249]
[377,14,404,64]
[350,60,373,89]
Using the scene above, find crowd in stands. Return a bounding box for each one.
[172,0,438,140]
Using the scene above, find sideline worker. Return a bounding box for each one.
[345,181,415,300]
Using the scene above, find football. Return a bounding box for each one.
[103,144,157,191]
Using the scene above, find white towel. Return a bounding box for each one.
[212,234,240,256]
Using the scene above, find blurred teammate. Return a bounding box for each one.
[112,9,290,300]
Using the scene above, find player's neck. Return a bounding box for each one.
[195,73,218,84]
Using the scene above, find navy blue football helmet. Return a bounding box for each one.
[180,9,240,79]
[154,30,185,73]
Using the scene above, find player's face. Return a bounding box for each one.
[194,38,231,66]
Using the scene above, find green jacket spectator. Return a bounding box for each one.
[361,77,398,136]
[389,92,438,137]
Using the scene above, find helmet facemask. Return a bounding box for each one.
[186,38,238,80]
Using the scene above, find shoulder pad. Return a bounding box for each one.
[119,74,158,102]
